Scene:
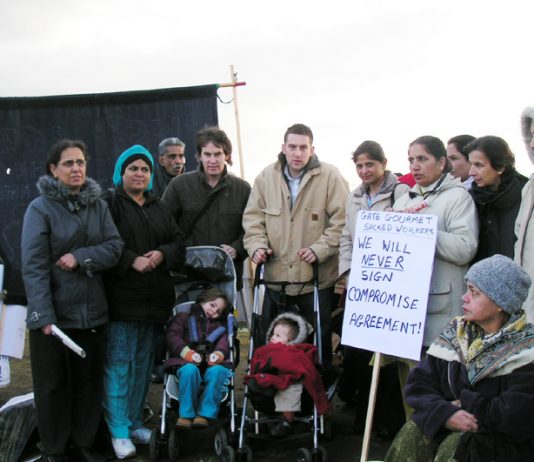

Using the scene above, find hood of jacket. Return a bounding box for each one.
[352,170,398,198]
[265,312,314,345]
[406,173,463,200]
[521,106,534,164]
[276,151,321,174]
[37,175,102,210]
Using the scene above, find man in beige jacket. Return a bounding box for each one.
[515,106,534,321]
[243,123,349,367]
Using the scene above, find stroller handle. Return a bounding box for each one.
[253,259,319,286]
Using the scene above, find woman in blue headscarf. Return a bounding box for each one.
[102,145,184,460]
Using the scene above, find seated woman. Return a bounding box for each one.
[165,288,234,429]
[385,255,534,462]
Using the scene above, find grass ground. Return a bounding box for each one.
[0,329,391,461]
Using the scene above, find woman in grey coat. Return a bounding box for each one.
[21,139,123,462]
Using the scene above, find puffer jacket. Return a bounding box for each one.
[393,174,478,345]
[164,303,230,369]
[103,186,184,324]
[515,106,534,322]
[21,176,123,330]
[339,171,410,275]
[243,154,349,295]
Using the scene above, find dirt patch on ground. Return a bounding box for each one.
[1,330,392,461]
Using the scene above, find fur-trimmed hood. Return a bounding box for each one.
[266,312,313,345]
[37,175,102,211]
[521,106,534,164]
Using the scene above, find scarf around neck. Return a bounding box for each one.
[427,312,534,384]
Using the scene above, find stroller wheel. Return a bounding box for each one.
[168,427,180,461]
[221,445,236,462]
[148,428,161,461]
[239,443,253,462]
[214,427,229,456]
[296,447,312,462]
[317,445,328,462]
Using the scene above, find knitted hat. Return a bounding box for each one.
[466,254,531,315]
[112,145,154,190]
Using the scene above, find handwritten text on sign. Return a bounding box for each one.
[341,211,438,361]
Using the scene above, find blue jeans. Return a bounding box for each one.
[177,363,233,419]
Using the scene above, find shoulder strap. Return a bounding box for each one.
[181,187,225,239]
[390,182,400,207]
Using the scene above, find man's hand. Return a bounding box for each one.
[144,250,164,267]
[56,253,79,271]
[445,410,478,432]
[132,256,155,273]
[297,247,317,263]
[252,248,273,264]
[220,244,237,260]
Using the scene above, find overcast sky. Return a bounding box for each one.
[1,0,533,187]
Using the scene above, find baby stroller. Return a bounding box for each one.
[148,246,240,461]
[221,262,336,462]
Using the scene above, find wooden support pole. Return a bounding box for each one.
[360,352,382,462]
[229,65,245,179]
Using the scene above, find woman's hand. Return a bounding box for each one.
[445,410,478,432]
[144,250,164,268]
[132,256,155,273]
[56,253,79,271]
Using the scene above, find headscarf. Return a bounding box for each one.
[112,145,154,191]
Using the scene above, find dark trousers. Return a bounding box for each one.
[262,286,334,368]
[29,327,105,455]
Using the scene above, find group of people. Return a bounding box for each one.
[19,106,534,461]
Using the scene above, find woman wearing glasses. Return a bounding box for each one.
[21,139,123,462]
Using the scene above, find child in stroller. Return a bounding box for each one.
[164,287,234,429]
[245,312,331,437]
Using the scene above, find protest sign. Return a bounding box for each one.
[341,210,438,360]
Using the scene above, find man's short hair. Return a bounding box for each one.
[158,137,185,157]
[196,127,233,165]
[284,123,314,144]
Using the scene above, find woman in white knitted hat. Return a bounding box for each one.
[385,254,534,462]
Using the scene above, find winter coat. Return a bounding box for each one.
[393,174,478,345]
[515,106,534,322]
[21,176,123,330]
[470,170,527,262]
[103,186,184,324]
[339,171,410,275]
[164,303,230,369]
[245,342,330,415]
[162,166,251,289]
[243,154,349,295]
[152,163,176,198]
[407,350,534,442]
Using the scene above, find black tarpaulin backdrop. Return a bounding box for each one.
[0,84,219,303]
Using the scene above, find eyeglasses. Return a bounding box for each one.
[58,159,87,168]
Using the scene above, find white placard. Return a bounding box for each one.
[0,305,27,359]
[341,210,438,361]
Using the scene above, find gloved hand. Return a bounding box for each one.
[208,351,225,365]
[180,346,202,364]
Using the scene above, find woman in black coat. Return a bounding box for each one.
[466,136,527,262]
[385,255,534,462]
[102,145,183,460]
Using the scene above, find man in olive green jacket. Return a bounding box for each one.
[243,123,348,367]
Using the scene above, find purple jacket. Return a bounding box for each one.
[164,303,230,370]
[406,354,534,442]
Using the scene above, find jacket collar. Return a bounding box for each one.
[37,175,101,207]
